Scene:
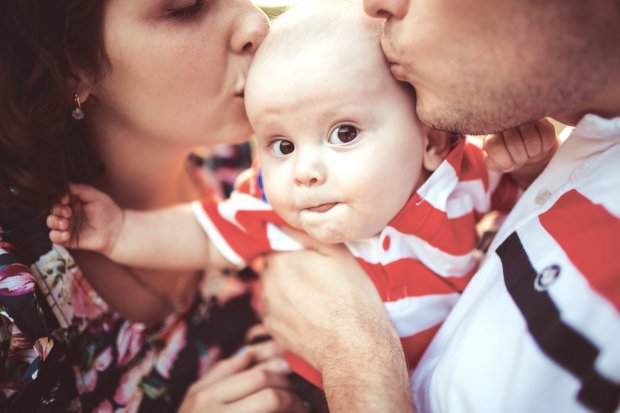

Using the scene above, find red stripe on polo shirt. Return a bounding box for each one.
[459,143,490,191]
[391,201,479,256]
[200,197,273,260]
[382,259,464,301]
[539,189,620,311]
[491,174,520,213]
[401,324,442,369]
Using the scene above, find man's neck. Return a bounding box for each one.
[555,75,620,126]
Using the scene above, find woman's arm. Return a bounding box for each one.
[259,243,415,413]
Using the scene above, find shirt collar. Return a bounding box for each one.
[572,114,620,140]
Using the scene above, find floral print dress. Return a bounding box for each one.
[0,212,257,413]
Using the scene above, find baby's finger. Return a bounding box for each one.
[59,194,71,205]
[51,205,72,219]
[47,214,69,231]
[482,133,513,172]
[68,183,105,203]
[535,119,558,153]
[503,127,529,166]
[518,122,543,158]
[49,229,70,244]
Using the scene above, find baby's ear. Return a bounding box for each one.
[422,128,452,171]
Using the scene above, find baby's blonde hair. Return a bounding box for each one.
[254,0,383,66]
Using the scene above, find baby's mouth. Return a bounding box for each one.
[306,202,337,213]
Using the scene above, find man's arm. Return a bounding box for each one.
[260,240,415,412]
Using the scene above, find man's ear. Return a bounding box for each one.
[422,128,452,171]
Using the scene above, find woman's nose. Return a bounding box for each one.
[231,2,269,54]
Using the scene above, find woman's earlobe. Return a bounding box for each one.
[422,129,452,171]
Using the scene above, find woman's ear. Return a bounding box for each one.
[422,128,452,171]
[68,69,94,104]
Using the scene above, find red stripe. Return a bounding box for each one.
[459,142,490,191]
[286,352,322,388]
[443,266,477,292]
[199,197,274,260]
[356,257,471,301]
[380,259,465,301]
[491,174,520,213]
[539,189,620,311]
[401,324,442,369]
[391,201,479,256]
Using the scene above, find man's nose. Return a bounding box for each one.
[363,0,407,19]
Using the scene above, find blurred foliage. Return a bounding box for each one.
[260,5,289,20]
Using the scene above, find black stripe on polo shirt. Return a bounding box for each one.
[497,232,620,413]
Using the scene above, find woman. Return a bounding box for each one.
[0,0,304,411]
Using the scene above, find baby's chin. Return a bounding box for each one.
[304,227,357,245]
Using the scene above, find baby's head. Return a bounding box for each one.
[245,0,452,244]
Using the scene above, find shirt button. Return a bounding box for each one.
[535,190,552,205]
[382,235,391,251]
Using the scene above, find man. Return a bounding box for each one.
[260,0,620,412]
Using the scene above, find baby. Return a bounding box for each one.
[48,0,557,387]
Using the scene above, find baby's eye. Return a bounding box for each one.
[328,124,359,145]
[271,139,295,156]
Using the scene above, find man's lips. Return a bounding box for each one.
[388,61,407,81]
[306,202,337,213]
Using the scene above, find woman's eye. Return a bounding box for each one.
[167,0,204,19]
[328,124,359,145]
[271,139,295,157]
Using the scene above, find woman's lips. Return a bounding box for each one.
[306,202,337,213]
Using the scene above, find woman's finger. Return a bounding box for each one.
[205,361,292,403]
[228,387,309,413]
[245,339,286,364]
[194,351,255,388]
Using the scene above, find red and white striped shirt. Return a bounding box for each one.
[413,115,620,413]
[193,139,520,386]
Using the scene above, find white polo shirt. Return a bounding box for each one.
[412,114,620,413]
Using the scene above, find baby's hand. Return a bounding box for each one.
[483,119,559,188]
[47,183,123,254]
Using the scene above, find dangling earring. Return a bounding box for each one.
[72,93,85,120]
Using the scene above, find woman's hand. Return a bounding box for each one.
[258,235,413,412]
[178,338,308,413]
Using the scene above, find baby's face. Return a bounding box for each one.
[245,38,427,244]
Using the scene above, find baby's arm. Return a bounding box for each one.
[483,118,560,188]
[47,184,233,270]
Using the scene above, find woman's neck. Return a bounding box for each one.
[88,125,201,210]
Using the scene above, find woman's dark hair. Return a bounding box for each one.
[0,0,107,218]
